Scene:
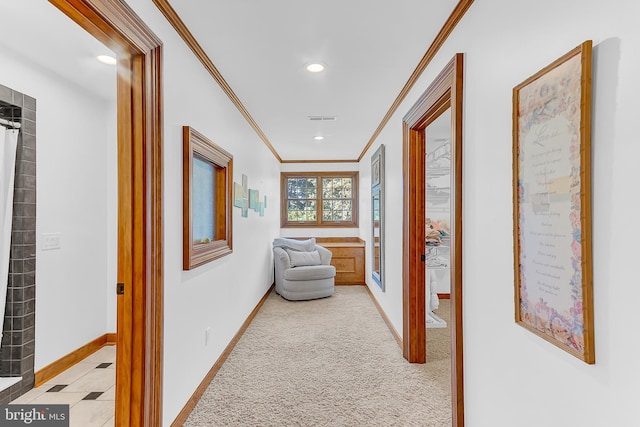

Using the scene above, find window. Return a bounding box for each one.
[281,172,358,227]
[183,126,233,269]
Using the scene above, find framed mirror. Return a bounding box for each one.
[371,144,385,290]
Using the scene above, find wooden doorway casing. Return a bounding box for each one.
[402,54,464,426]
[48,1,163,425]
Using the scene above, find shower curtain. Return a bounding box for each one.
[0,124,19,344]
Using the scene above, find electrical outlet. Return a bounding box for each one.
[42,233,62,250]
[205,327,211,346]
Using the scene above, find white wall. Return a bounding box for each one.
[0,44,117,369]
[125,2,282,423]
[361,0,640,425]
[280,162,361,238]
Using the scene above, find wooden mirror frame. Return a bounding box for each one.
[49,1,163,425]
[371,144,385,290]
[402,53,464,426]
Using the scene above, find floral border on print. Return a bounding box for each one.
[517,54,585,353]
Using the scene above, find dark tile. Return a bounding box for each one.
[82,392,104,400]
[21,132,35,150]
[24,327,34,342]
[8,302,23,316]
[13,188,33,204]
[13,203,36,218]
[23,313,35,329]
[15,160,36,177]
[95,363,112,369]
[11,92,23,107]
[10,331,23,346]
[23,230,36,245]
[24,299,35,315]
[24,258,36,273]
[8,273,22,287]
[23,286,35,301]
[9,361,20,376]
[23,95,36,111]
[0,85,12,103]
[20,147,35,163]
[24,272,35,286]
[47,384,67,392]
[15,174,36,191]
[11,346,22,360]
[22,108,35,121]
[11,231,24,245]
[10,260,23,275]
[11,316,23,330]
[11,288,24,303]
[10,245,24,259]
[23,341,34,358]
[21,120,35,136]
[20,354,33,372]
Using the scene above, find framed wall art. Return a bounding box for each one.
[183,126,233,269]
[512,41,594,363]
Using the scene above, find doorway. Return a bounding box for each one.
[402,53,464,426]
[48,0,164,425]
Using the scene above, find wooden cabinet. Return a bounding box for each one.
[315,237,365,285]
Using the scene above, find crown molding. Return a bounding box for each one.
[357,0,474,162]
[152,0,282,162]
[280,159,359,164]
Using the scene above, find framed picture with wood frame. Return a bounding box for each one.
[512,41,594,363]
[183,126,233,269]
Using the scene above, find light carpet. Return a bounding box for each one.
[185,286,451,427]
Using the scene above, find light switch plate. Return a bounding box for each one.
[42,232,62,250]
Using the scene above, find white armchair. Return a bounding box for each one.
[273,238,336,301]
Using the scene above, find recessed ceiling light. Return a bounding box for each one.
[96,55,117,65]
[306,63,326,73]
[313,136,325,141]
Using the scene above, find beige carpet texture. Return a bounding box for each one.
[185,286,451,427]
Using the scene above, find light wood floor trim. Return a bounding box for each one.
[34,333,115,386]
[357,0,474,161]
[152,0,281,163]
[171,285,275,427]
[365,285,403,349]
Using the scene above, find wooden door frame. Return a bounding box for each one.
[48,1,163,425]
[402,54,464,426]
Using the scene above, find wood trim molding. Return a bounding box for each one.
[365,286,402,349]
[281,159,359,164]
[106,333,117,344]
[35,334,114,387]
[171,285,275,427]
[437,293,451,300]
[357,0,474,161]
[402,53,464,426]
[48,1,163,425]
[152,0,281,163]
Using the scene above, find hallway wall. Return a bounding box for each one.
[362,0,640,425]
[125,2,282,423]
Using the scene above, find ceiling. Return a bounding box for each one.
[0,0,116,102]
[1,0,460,161]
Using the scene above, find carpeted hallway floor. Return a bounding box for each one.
[185,286,451,426]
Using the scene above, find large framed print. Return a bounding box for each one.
[513,41,594,363]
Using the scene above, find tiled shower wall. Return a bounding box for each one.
[0,83,36,403]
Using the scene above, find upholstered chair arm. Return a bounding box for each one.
[273,247,292,270]
[315,244,333,265]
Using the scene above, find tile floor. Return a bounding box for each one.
[10,345,115,427]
